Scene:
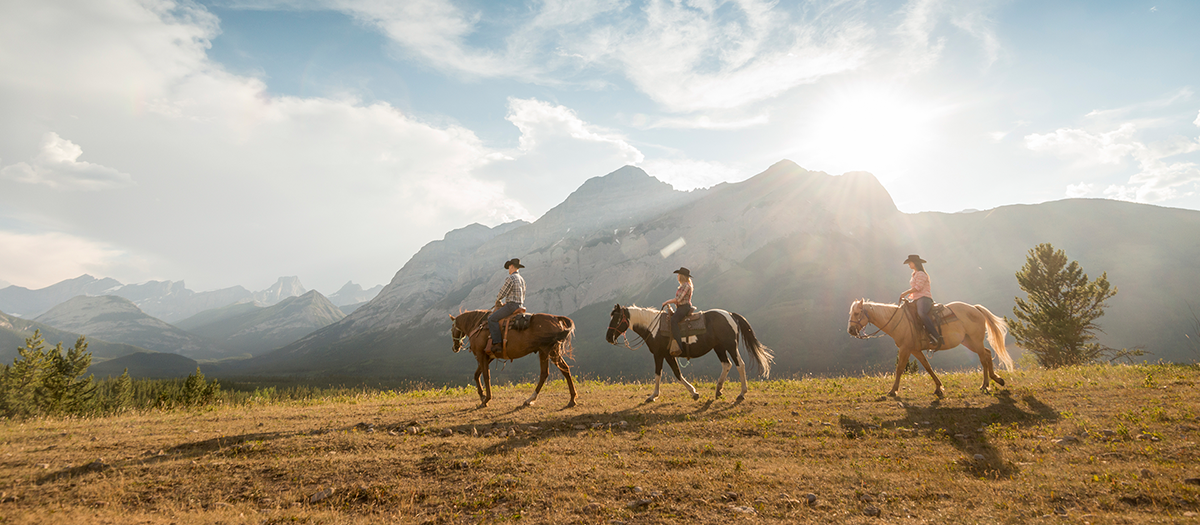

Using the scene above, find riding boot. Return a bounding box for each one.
[487,341,503,360]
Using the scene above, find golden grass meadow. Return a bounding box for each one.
[2,364,1199,524]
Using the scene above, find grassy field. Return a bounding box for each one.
[1,364,1199,524]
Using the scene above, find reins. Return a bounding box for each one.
[852,301,904,340]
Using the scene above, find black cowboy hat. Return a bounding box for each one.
[672,267,691,278]
[903,254,927,265]
[504,258,526,269]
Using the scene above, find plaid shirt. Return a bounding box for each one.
[497,271,526,305]
[675,280,693,305]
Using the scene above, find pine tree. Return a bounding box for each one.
[1009,243,1118,368]
[38,336,96,414]
[106,368,134,413]
[0,331,50,418]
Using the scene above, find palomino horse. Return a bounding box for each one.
[606,304,774,402]
[846,299,1013,398]
[449,310,578,408]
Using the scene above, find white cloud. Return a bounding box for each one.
[0,231,128,290]
[1065,182,1094,198]
[0,0,646,292]
[1195,109,1200,127]
[1026,118,1200,203]
[1024,124,1139,166]
[1,133,134,190]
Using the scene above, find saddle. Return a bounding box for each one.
[902,301,957,350]
[470,307,532,359]
[656,308,706,338]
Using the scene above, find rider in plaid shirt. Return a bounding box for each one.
[488,258,526,358]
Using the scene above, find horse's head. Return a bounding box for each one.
[847,299,869,337]
[606,304,630,344]
[449,313,465,353]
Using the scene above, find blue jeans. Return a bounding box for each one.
[915,297,938,341]
[488,302,522,346]
[671,303,693,353]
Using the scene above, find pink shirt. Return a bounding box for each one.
[909,271,932,300]
[675,280,693,305]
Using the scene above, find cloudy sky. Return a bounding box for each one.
[1,0,1198,294]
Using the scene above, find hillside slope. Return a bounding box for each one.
[0,309,150,362]
[33,296,229,359]
[175,291,345,355]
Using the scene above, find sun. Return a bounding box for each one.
[802,84,940,177]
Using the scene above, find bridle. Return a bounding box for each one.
[607,306,646,350]
[849,300,902,339]
[450,321,466,353]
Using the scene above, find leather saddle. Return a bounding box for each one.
[656,308,706,338]
[902,301,957,348]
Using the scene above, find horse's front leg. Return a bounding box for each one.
[888,348,910,397]
[912,349,944,398]
[473,359,487,405]
[524,352,550,406]
[647,355,665,402]
[481,361,493,407]
[665,356,700,401]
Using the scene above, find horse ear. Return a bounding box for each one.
[448,313,455,320]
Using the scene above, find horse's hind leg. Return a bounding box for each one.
[481,363,493,407]
[963,336,1000,393]
[733,350,748,402]
[666,356,700,401]
[714,351,732,399]
[524,352,551,407]
[553,352,578,408]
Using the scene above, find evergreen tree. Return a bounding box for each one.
[1009,243,1118,368]
[0,331,50,418]
[38,336,96,414]
[106,368,134,413]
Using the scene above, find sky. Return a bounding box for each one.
[1,0,1198,294]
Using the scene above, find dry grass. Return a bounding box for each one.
[2,364,1199,524]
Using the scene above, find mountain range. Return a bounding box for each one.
[174,290,345,356]
[223,161,1200,383]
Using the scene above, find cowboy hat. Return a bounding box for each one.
[902,254,927,265]
[504,258,526,269]
[672,267,691,278]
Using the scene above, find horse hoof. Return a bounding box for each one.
[935,390,945,399]
[735,395,745,402]
[995,377,1006,387]
[715,392,723,399]
[523,401,535,407]
[887,391,898,398]
[565,400,577,408]
[645,396,657,403]
[692,393,700,401]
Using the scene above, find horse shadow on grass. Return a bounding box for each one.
[838,391,1059,480]
[36,430,300,485]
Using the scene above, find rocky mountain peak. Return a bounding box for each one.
[254,276,307,306]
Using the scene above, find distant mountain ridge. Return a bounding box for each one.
[1,308,151,363]
[33,296,229,359]
[174,290,345,356]
[226,161,1200,382]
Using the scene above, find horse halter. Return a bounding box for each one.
[450,320,467,353]
[607,307,646,350]
[850,301,897,340]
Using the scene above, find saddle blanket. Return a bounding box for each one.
[655,310,706,339]
[904,302,958,348]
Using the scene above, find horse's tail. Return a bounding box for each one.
[975,304,1013,371]
[731,312,774,379]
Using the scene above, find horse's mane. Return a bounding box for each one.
[455,309,490,329]
[623,304,664,332]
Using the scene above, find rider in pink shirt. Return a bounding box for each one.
[900,254,941,347]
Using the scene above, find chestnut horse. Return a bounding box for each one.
[606,304,774,402]
[847,299,1013,398]
[449,310,578,408]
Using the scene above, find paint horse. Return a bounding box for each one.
[449,309,578,408]
[847,299,1013,398]
[606,304,774,402]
